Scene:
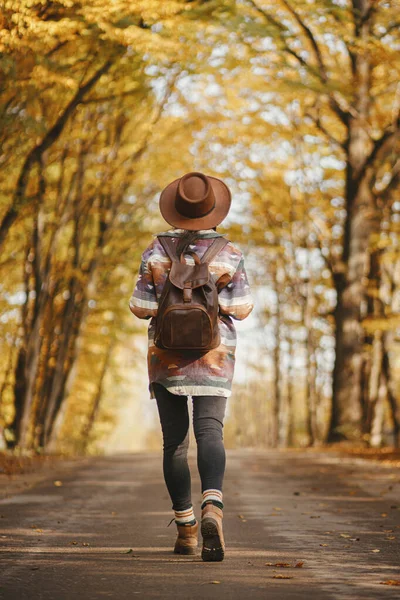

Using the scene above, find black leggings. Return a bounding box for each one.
[153,383,227,511]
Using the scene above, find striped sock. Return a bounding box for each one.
[201,489,224,510]
[174,506,196,526]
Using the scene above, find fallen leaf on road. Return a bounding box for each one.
[371,549,380,553]
[381,513,388,517]
[275,562,291,568]
[340,534,350,538]
[273,575,293,579]
[386,536,396,540]
[121,549,133,554]
[320,544,328,547]
[295,562,304,568]
[70,541,78,545]
[379,580,400,586]
[210,581,221,584]
[53,481,63,487]
[82,542,90,546]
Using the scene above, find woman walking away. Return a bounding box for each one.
[129,172,254,561]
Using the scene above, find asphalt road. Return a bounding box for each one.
[0,449,399,599]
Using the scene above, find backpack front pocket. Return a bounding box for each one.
[161,305,213,350]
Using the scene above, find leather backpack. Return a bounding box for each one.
[154,236,229,351]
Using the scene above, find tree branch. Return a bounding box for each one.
[359,108,400,183]
[281,0,327,82]
[247,0,351,126]
[0,59,114,249]
[80,90,140,104]
[305,110,345,149]
[374,159,400,201]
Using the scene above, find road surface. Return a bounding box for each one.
[0,449,399,599]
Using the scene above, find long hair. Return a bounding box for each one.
[175,226,217,257]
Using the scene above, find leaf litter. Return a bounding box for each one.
[266,561,304,569]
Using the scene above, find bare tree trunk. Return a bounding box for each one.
[370,371,386,447]
[286,333,295,447]
[365,330,383,436]
[0,330,18,447]
[271,266,281,448]
[306,350,318,446]
[381,338,400,447]
[42,279,83,446]
[328,1,382,442]
[80,343,114,452]
[302,272,318,446]
[45,360,78,454]
[16,194,50,449]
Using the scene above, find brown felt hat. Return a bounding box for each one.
[159,172,231,231]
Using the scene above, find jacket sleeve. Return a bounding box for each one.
[218,254,254,320]
[129,244,158,320]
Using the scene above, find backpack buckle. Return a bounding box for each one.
[183,282,192,302]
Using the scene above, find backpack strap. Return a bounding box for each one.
[157,236,179,262]
[200,237,229,264]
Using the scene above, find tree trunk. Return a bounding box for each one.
[42,277,83,447]
[381,338,400,447]
[271,268,281,448]
[328,0,382,441]
[329,184,381,441]
[369,375,385,448]
[7,347,26,448]
[80,343,114,452]
[302,273,318,446]
[285,334,295,447]
[305,349,318,447]
[15,216,49,449]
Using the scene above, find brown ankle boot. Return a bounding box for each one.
[173,521,198,555]
[201,503,225,562]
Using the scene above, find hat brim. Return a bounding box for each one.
[159,176,231,231]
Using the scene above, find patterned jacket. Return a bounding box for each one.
[129,228,254,398]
